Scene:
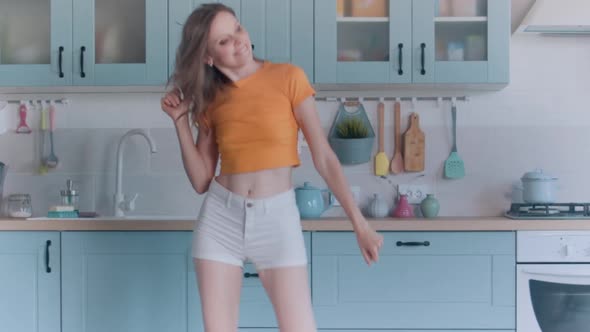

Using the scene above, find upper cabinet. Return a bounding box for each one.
[169,0,314,82]
[0,0,168,86]
[315,0,510,85]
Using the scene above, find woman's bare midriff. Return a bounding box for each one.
[214,166,293,198]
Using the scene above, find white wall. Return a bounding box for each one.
[1,33,589,218]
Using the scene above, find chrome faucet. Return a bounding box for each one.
[114,129,157,217]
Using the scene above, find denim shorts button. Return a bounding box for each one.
[246,202,253,208]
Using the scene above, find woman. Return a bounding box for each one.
[161,3,383,332]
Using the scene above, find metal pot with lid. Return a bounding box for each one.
[520,168,558,203]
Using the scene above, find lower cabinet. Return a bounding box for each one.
[0,232,61,332]
[1,230,515,332]
[61,231,310,332]
[312,231,516,330]
[62,231,193,332]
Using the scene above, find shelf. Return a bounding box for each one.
[337,17,389,23]
[434,16,488,23]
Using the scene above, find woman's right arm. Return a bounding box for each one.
[161,92,218,194]
[175,117,218,194]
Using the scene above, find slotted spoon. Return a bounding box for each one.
[444,104,465,179]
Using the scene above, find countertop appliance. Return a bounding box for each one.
[506,202,590,220]
[517,231,590,332]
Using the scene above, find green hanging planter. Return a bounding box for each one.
[328,102,375,165]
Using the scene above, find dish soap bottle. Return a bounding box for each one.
[60,179,79,211]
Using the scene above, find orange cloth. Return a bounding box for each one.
[204,62,315,175]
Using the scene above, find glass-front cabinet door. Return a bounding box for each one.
[315,0,412,84]
[413,0,509,83]
[0,0,72,86]
[73,0,167,85]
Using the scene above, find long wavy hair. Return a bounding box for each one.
[169,3,235,129]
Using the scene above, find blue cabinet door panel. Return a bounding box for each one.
[312,232,515,330]
[488,0,510,83]
[73,0,167,85]
[0,0,72,86]
[0,232,60,332]
[315,0,412,84]
[62,231,192,332]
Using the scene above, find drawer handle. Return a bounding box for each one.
[244,272,259,278]
[397,43,403,75]
[396,241,430,247]
[420,43,426,75]
[45,240,52,273]
[80,46,86,78]
[58,46,64,78]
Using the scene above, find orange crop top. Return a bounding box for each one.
[201,61,315,175]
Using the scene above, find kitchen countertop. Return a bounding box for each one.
[1,216,590,231]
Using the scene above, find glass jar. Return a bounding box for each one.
[7,194,32,218]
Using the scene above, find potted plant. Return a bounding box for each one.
[328,102,375,165]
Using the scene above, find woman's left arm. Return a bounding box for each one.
[294,96,384,265]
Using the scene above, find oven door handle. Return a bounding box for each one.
[521,269,590,278]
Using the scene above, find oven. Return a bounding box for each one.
[517,231,590,332]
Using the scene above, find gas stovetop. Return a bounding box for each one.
[505,202,590,219]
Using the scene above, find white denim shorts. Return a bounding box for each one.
[192,178,307,270]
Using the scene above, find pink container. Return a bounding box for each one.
[392,194,414,218]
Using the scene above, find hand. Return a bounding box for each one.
[161,89,189,124]
[355,221,384,266]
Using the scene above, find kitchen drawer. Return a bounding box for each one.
[312,231,515,330]
[319,330,514,332]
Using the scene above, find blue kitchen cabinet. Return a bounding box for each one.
[314,0,509,84]
[61,231,192,332]
[412,0,510,83]
[169,0,314,82]
[312,231,515,330]
[0,232,61,332]
[315,0,412,84]
[0,0,167,86]
[0,0,72,86]
[189,232,312,330]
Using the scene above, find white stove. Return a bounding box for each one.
[517,231,590,332]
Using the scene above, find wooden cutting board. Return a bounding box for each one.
[403,112,425,172]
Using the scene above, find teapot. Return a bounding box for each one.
[295,182,332,219]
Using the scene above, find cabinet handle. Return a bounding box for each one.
[396,241,430,247]
[58,46,64,78]
[80,46,86,78]
[244,272,259,278]
[420,43,426,75]
[397,43,403,75]
[45,240,52,273]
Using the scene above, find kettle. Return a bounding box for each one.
[295,182,332,219]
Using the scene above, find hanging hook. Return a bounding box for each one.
[451,97,457,108]
[411,97,417,109]
[436,97,442,108]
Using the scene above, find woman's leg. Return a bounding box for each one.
[195,258,244,332]
[258,265,317,332]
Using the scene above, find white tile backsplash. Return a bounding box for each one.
[1,34,589,218]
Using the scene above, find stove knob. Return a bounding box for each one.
[561,244,575,257]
